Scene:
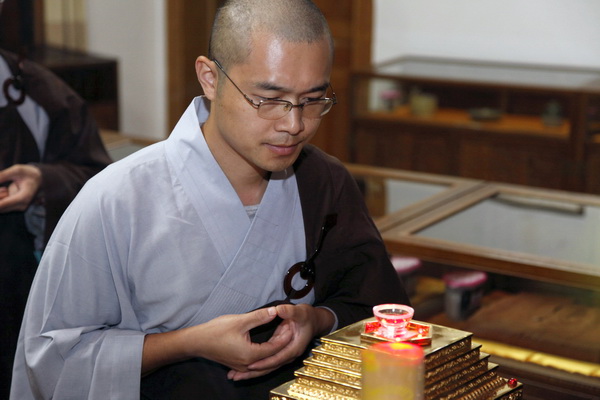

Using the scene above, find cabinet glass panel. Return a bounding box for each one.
[346,164,481,228]
[381,183,600,290]
[417,192,599,268]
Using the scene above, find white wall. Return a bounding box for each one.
[374,0,600,69]
[86,0,167,140]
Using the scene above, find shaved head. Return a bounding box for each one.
[208,0,333,69]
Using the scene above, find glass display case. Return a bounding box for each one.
[380,182,600,291]
[346,163,482,231]
[376,180,600,398]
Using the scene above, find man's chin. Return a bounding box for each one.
[262,157,299,174]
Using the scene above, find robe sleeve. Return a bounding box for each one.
[11,184,145,400]
[295,146,410,329]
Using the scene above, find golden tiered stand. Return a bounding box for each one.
[270,318,523,400]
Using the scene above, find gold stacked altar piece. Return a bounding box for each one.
[270,318,523,400]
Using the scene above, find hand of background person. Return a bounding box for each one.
[226,303,335,381]
[0,164,42,213]
[142,306,293,378]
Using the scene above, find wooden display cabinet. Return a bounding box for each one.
[350,56,600,194]
[379,182,600,291]
[344,163,600,398]
[377,181,600,398]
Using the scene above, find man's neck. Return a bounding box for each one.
[235,176,269,206]
[201,119,270,206]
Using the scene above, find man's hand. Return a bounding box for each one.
[0,164,42,213]
[142,306,293,377]
[227,304,335,381]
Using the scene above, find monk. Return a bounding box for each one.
[10,1,409,398]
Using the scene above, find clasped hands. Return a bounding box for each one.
[142,303,334,381]
[0,164,42,213]
[198,303,333,381]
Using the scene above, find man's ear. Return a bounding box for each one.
[196,56,218,100]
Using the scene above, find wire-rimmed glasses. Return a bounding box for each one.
[213,59,337,120]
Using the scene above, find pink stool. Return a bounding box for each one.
[443,270,488,321]
[390,256,421,297]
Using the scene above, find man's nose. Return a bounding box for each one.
[277,106,304,136]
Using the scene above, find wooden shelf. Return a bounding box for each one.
[350,56,600,193]
[360,106,570,139]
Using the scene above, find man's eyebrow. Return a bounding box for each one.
[254,81,285,91]
[254,81,330,94]
[307,83,330,93]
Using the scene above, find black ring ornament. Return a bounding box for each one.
[3,73,25,105]
[282,213,337,300]
[283,262,314,299]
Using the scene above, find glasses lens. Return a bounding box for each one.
[257,99,333,120]
[303,100,333,119]
[257,100,290,120]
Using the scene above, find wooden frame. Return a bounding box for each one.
[381,183,600,291]
[345,163,483,232]
[166,0,218,132]
[0,0,45,52]
[303,0,373,161]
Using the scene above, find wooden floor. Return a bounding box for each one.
[411,276,600,399]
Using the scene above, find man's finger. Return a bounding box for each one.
[0,194,21,212]
[228,367,278,381]
[0,190,28,212]
[275,304,296,320]
[241,306,278,331]
[248,322,292,358]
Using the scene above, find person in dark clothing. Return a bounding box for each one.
[0,29,111,398]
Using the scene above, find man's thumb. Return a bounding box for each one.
[244,306,277,330]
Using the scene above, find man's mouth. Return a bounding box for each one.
[265,142,301,156]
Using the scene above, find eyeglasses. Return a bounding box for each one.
[213,59,337,120]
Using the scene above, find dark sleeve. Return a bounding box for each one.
[295,146,410,329]
[23,57,112,243]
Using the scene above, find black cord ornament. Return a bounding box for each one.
[283,213,337,300]
[3,58,26,105]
